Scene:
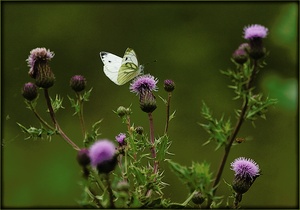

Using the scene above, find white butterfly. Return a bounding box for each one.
[100,48,144,85]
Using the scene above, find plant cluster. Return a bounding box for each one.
[18,24,277,208]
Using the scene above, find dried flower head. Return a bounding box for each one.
[26,47,54,78]
[243,24,268,40]
[130,74,158,95]
[26,47,55,88]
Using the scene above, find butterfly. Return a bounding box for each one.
[100,48,144,85]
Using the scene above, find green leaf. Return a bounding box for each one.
[158,95,167,105]
[50,94,64,113]
[84,119,102,146]
[200,102,232,149]
[68,95,80,115]
[17,122,56,140]
[167,160,213,193]
[245,94,278,122]
[82,88,93,102]
[155,135,172,161]
[169,110,176,122]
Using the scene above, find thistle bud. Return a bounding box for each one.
[77,148,90,167]
[232,48,248,65]
[135,126,144,135]
[70,75,86,92]
[116,106,128,117]
[164,79,175,92]
[192,191,205,205]
[139,90,157,113]
[22,82,38,101]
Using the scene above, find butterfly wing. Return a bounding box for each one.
[100,51,122,85]
[117,48,142,85]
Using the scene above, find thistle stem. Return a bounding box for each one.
[76,92,86,139]
[91,169,106,192]
[28,102,54,130]
[181,190,196,206]
[105,174,115,208]
[44,88,80,151]
[126,115,131,134]
[145,112,159,198]
[148,112,158,173]
[164,92,172,135]
[206,60,258,208]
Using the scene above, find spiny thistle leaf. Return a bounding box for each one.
[82,88,93,102]
[50,94,64,113]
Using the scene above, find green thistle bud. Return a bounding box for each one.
[70,75,87,92]
[192,191,205,205]
[232,48,248,65]
[22,82,38,101]
[135,126,144,135]
[116,106,127,117]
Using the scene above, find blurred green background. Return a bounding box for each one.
[2,2,298,208]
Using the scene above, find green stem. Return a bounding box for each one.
[29,102,54,130]
[126,114,132,134]
[105,174,115,208]
[145,112,159,198]
[233,193,242,209]
[76,92,86,139]
[148,112,158,173]
[181,190,196,206]
[90,169,106,192]
[44,88,80,151]
[206,60,258,208]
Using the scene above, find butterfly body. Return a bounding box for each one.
[100,48,143,85]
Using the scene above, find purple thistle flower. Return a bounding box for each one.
[89,139,116,167]
[116,133,126,145]
[231,157,260,180]
[26,47,54,77]
[243,24,268,40]
[130,74,158,95]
